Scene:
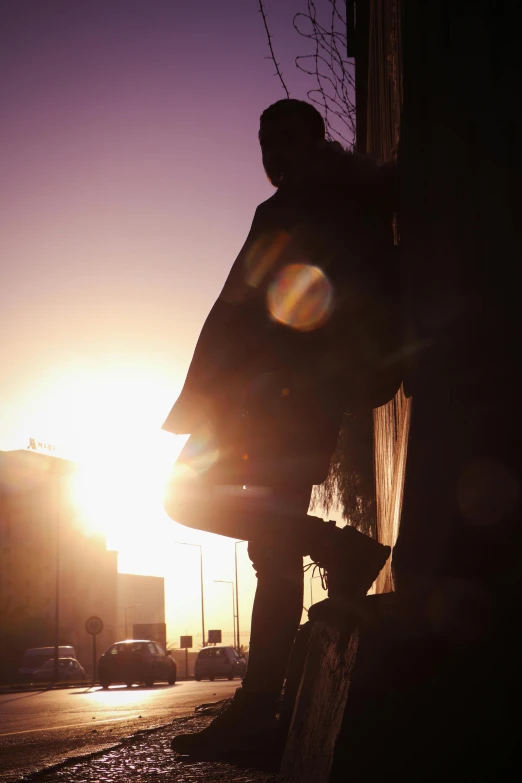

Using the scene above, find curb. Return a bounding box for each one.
[7,713,221,783]
[9,719,180,783]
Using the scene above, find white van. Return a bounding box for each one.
[19,646,76,681]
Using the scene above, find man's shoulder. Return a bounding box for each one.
[255,191,281,214]
[249,190,289,232]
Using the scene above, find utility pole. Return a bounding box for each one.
[173,542,205,647]
[234,540,246,652]
[214,580,236,651]
[53,473,61,684]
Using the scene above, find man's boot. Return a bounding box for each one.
[308,519,391,602]
[170,687,283,765]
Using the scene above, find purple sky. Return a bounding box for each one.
[1,0,353,448]
[1,0,348,643]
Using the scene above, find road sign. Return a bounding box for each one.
[85,616,104,687]
[208,629,222,643]
[180,635,193,649]
[85,616,104,635]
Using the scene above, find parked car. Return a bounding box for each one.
[194,645,247,681]
[19,646,77,681]
[33,657,86,683]
[98,640,177,688]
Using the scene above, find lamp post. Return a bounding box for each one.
[173,542,205,647]
[214,580,236,651]
[234,540,246,653]
[51,458,77,684]
[124,604,141,638]
[53,473,61,684]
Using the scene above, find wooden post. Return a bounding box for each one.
[280,611,359,783]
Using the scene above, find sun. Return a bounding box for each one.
[38,357,190,547]
[70,430,187,544]
[20,357,246,598]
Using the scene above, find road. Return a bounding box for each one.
[0,679,238,781]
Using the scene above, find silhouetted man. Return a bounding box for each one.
[163,99,399,760]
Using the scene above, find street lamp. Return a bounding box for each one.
[124,604,141,638]
[53,471,61,683]
[214,580,236,651]
[234,540,247,653]
[51,458,77,684]
[173,542,205,647]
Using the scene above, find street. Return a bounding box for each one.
[0,679,238,781]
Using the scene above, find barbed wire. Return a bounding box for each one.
[258,0,290,99]
[258,0,355,147]
[294,0,355,146]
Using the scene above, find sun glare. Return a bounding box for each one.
[70,432,186,543]
[25,358,191,547]
[11,356,247,606]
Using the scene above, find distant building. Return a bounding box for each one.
[0,449,118,681]
[133,623,168,652]
[116,572,165,643]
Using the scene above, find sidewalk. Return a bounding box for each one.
[9,712,284,783]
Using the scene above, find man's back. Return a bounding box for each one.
[163,143,400,466]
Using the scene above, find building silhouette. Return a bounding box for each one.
[0,448,167,681]
[116,572,166,647]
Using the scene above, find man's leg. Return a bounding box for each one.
[170,486,309,761]
[243,538,304,703]
[237,483,312,712]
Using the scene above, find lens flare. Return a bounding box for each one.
[244,230,291,289]
[267,263,333,332]
[176,426,220,477]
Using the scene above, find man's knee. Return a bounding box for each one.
[163,495,187,527]
[163,473,209,531]
[248,540,303,582]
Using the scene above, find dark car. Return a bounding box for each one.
[194,645,247,681]
[33,657,86,683]
[19,646,76,681]
[98,640,177,688]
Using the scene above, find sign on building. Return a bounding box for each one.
[27,438,57,453]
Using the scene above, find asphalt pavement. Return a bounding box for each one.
[0,686,284,783]
[5,716,280,783]
[2,713,283,783]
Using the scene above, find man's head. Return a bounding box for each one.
[259,99,326,187]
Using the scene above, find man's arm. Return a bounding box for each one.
[162,199,279,435]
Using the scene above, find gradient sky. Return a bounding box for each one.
[1,0,347,646]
